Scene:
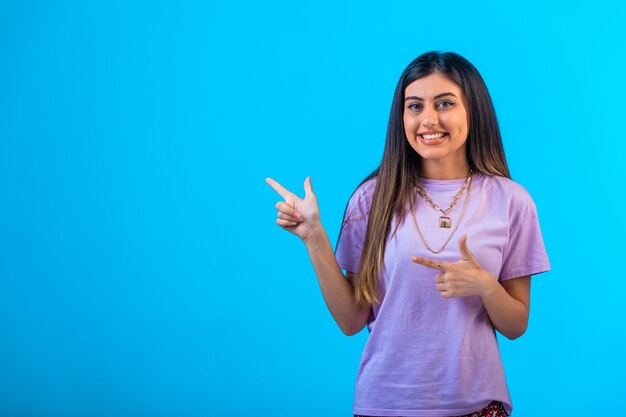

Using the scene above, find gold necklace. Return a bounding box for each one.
[410,173,473,254]
[415,169,472,228]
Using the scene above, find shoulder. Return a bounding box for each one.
[350,177,377,203]
[479,174,536,209]
[343,177,377,223]
[478,175,542,230]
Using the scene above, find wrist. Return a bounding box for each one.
[479,271,499,298]
[303,222,326,247]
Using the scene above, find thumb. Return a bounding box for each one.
[304,176,316,199]
[458,235,478,263]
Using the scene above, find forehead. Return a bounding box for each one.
[404,72,463,98]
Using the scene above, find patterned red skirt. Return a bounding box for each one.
[355,400,508,417]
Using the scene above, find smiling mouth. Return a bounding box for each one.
[418,132,448,144]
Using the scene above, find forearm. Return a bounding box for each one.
[303,223,369,335]
[480,274,529,340]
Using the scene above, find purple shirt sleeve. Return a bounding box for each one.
[335,179,376,273]
[499,189,551,281]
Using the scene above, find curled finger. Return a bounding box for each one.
[278,211,303,223]
[276,201,302,220]
[276,218,297,228]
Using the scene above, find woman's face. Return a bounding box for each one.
[403,72,469,173]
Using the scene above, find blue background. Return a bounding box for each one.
[1,1,624,416]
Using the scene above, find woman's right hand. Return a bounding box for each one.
[266,176,320,241]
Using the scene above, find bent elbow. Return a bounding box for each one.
[503,323,528,340]
[504,332,523,340]
[341,328,356,336]
[337,304,370,336]
[340,322,365,336]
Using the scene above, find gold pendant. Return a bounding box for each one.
[439,216,451,228]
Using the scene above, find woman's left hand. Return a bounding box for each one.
[411,235,496,298]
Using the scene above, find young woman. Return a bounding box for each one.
[266,51,550,417]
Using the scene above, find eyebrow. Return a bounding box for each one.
[405,92,458,101]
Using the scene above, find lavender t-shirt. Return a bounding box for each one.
[335,174,550,417]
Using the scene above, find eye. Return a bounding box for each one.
[437,100,455,109]
[407,102,423,111]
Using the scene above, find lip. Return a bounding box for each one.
[417,132,448,145]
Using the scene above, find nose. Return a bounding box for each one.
[421,106,439,127]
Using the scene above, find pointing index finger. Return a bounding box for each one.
[412,255,449,271]
[266,177,293,200]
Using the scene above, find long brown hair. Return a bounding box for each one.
[343,51,511,306]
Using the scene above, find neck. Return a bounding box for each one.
[420,159,470,180]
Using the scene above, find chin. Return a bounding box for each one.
[413,148,449,160]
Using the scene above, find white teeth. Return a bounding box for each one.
[421,133,445,139]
